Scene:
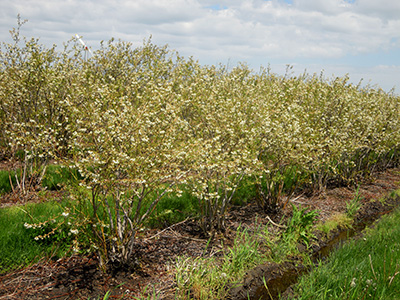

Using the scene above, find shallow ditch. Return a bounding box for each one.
[229,197,399,300]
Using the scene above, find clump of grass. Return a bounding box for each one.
[316,212,353,236]
[175,225,264,299]
[0,170,13,194]
[292,208,400,299]
[346,186,363,219]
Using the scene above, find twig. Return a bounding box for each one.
[144,217,190,241]
[369,254,377,280]
[0,294,17,300]
[266,215,287,229]
[289,193,307,204]
[389,263,399,286]
[389,272,399,286]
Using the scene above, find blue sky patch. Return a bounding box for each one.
[207,4,228,11]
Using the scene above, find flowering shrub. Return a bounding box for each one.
[180,64,262,235]
[0,19,79,194]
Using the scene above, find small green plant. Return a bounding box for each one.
[222,225,264,277]
[266,204,318,262]
[346,186,363,219]
[285,204,318,248]
[132,284,160,300]
[262,276,274,300]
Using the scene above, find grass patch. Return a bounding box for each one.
[231,176,257,206]
[0,164,79,194]
[0,200,73,274]
[42,164,81,190]
[146,189,199,228]
[175,224,265,299]
[292,208,400,299]
[316,213,353,236]
[0,169,13,194]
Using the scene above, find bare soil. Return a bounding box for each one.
[1,168,400,300]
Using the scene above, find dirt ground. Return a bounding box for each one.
[1,168,400,300]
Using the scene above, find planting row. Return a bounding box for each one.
[1,29,400,270]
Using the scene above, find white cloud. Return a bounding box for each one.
[0,0,399,91]
[353,0,400,20]
[293,0,348,14]
[272,62,399,93]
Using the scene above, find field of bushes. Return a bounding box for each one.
[1,20,400,278]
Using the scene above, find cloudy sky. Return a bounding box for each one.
[1,0,399,92]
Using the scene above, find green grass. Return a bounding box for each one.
[231,176,258,206]
[345,186,363,219]
[0,170,11,194]
[0,199,73,273]
[175,224,265,299]
[42,164,81,190]
[316,213,353,236]
[291,208,400,299]
[0,164,80,195]
[0,169,17,194]
[146,189,199,228]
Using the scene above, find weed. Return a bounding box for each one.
[346,186,363,219]
[266,204,318,262]
[285,204,318,248]
[222,225,264,277]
